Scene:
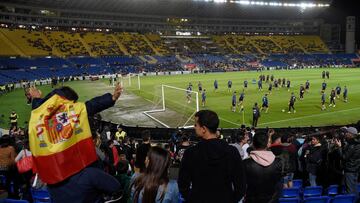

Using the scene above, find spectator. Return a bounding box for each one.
[0,135,17,198]
[305,134,324,186]
[178,110,246,203]
[134,130,152,173]
[243,133,282,203]
[115,125,127,142]
[175,134,191,163]
[131,146,179,203]
[335,127,360,200]
[230,130,249,160]
[28,84,123,202]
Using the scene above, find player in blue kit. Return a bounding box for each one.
[214,80,218,92]
[261,94,269,113]
[335,84,341,99]
[201,89,206,107]
[231,91,237,112]
[227,80,232,92]
[321,91,326,110]
[238,90,245,112]
[343,86,348,102]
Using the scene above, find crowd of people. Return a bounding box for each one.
[1,84,359,203]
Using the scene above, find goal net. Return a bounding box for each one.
[143,84,199,128]
[116,73,141,90]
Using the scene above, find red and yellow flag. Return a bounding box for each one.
[29,94,97,184]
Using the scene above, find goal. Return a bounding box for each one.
[116,73,141,90]
[143,84,199,128]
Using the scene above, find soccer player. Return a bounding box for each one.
[252,102,260,127]
[266,75,269,83]
[288,92,296,113]
[343,86,348,102]
[258,79,263,91]
[214,80,218,92]
[270,74,274,82]
[329,88,336,107]
[198,81,202,92]
[326,71,330,79]
[322,71,325,79]
[201,89,206,107]
[274,79,278,89]
[238,90,245,112]
[335,84,341,99]
[282,78,286,88]
[231,91,237,112]
[299,84,305,100]
[278,78,282,88]
[321,80,327,92]
[227,80,232,92]
[244,80,248,89]
[321,91,326,110]
[261,94,269,113]
[268,83,273,94]
[186,85,192,104]
[305,80,310,92]
[287,79,291,91]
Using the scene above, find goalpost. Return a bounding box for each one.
[115,73,141,90]
[143,84,199,128]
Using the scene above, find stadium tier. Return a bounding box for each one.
[0,28,334,57]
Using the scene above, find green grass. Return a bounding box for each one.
[1,68,360,129]
[126,68,360,128]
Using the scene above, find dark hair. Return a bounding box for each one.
[0,135,10,147]
[234,130,246,143]
[142,130,151,142]
[116,160,129,175]
[59,86,79,102]
[132,146,171,203]
[253,133,269,150]
[194,110,219,134]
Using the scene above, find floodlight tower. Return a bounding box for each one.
[346,16,356,53]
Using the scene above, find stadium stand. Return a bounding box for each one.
[80,32,124,56]
[44,31,89,57]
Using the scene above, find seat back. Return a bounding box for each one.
[326,185,339,196]
[31,188,52,203]
[279,197,301,203]
[282,187,301,198]
[304,186,323,197]
[292,179,303,188]
[2,199,29,203]
[303,196,330,203]
[332,194,356,203]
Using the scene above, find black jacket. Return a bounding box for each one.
[338,139,360,173]
[178,138,246,203]
[305,145,324,174]
[243,157,282,203]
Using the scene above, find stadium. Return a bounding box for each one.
[0,0,360,202]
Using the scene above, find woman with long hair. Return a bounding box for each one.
[131,146,179,203]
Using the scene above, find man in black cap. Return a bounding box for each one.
[335,126,360,200]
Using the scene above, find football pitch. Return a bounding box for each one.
[126,68,360,128]
[0,68,359,129]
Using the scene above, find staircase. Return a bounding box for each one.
[176,55,193,63]
[142,35,161,56]
[138,55,158,64]
[77,34,95,57]
[224,37,240,54]
[111,34,130,56]
[0,30,26,57]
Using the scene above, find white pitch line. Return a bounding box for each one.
[258,106,360,126]
[219,117,242,127]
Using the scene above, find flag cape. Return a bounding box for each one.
[29,94,97,184]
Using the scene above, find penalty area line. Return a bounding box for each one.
[258,106,360,126]
[219,117,242,127]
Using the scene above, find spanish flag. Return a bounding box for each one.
[29,94,97,184]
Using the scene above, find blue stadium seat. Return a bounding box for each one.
[304,186,323,197]
[282,187,301,198]
[331,194,356,203]
[293,179,303,188]
[0,199,29,203]
[326,185,339,196]
[279,197,301,203]
[303,196,330,203]
[31,188,52,203]
[357,183,360,194]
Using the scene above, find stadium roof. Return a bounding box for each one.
[0,0,333,19]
